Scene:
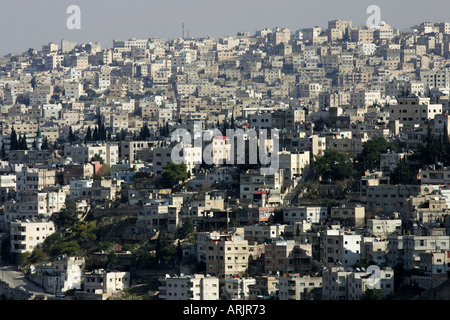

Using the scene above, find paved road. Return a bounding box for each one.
[0,265,52,298]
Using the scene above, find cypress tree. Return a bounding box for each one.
[10,126,18,151]
[41,136,49,150]
[93,127,99,141]
[85,126,92,143]
[68,126,76,142]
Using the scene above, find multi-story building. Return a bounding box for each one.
[366,219,402,239]
[329,204,365,228]
[243,225,287,243]
[264,240,313,275]
[324,229,362,268]
[278,150,310,187]
[10,219,55,256]
[283,206,328,224]
[16,167,59,194]
[322,267,394,300]
[223,277,256,300]
[64,143,119,166]
[82,269,130,300]
[205,234,262,278]
[158,274,219,300]
[389,96,443,126]
[248,276,279,300]
[278,275,322,300]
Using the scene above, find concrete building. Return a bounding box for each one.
[390,96,443,126]
[158,274,219,300]
[82,269,130,300]
[64,143,119,166]
[10,219,55,256]
[329,204,365,228]
[283,206,328,224]
[223,277,256,300]
[205,234,262,278]
[324,229,362,268]
[278,275,322,300]
[322,266,394,300]
[264,240,313,275]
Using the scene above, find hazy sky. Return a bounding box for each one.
[1,0,449,56]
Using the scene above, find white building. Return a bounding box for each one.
[10,219,55,255]
[283,206,328,224]
[223,277,256,300]
[324,229,362,268]
[158,274,219,300]
[322,266,394,300]
[83,269,130,299]
[64,143,119,166]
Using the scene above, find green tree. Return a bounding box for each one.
[356,137,397,174]
[85,126,92,143]
[313,149,355,182]
[0,143,6,160]
[10,126,18,151]
[68,126,77,142]
[179,218,195,240]
[362,289,383,300]
[139,123,151,140]
[91,154,105,164]
[390,158,413,185]
[29,248,47,264]
[41,136,49,150]
[159,162,190,188]
[18,134,28,150]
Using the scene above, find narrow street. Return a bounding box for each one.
[0,265,51,298]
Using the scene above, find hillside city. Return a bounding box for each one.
[2,19,450,301]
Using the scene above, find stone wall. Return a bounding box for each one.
[0,279,34,300]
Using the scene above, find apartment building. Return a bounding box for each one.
[380,152,406,175]
[278,275,322,300]
[360,173,420,214]
[152,146,202,176]
[289,134,326,160]
[362,237,388,265]
[420,69,450,90]
[324,229,362,268]
[347,268,394,300]
[403,233,450,270]
[248,276,279,300]
[243,225,287,243]
[278,150,310,187]
[16,167,58,194]
[322,266,394,300]
[118,140,153,163]
[239,169,283,207]
[64,143,119,166]
[387,232,450,270]
[137,199,184,232]
[390,96,443,126]
[329,204,365,228]
[283,206,328,224]
[264,240,313,275]
[158,274,219,300]
[29,256,85,294]
[64,82,85,100]
[223,277,256,300]
[10,219,55,255]
[82,269,130,300]
[205,234,262,278]
[366,219,402,239]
